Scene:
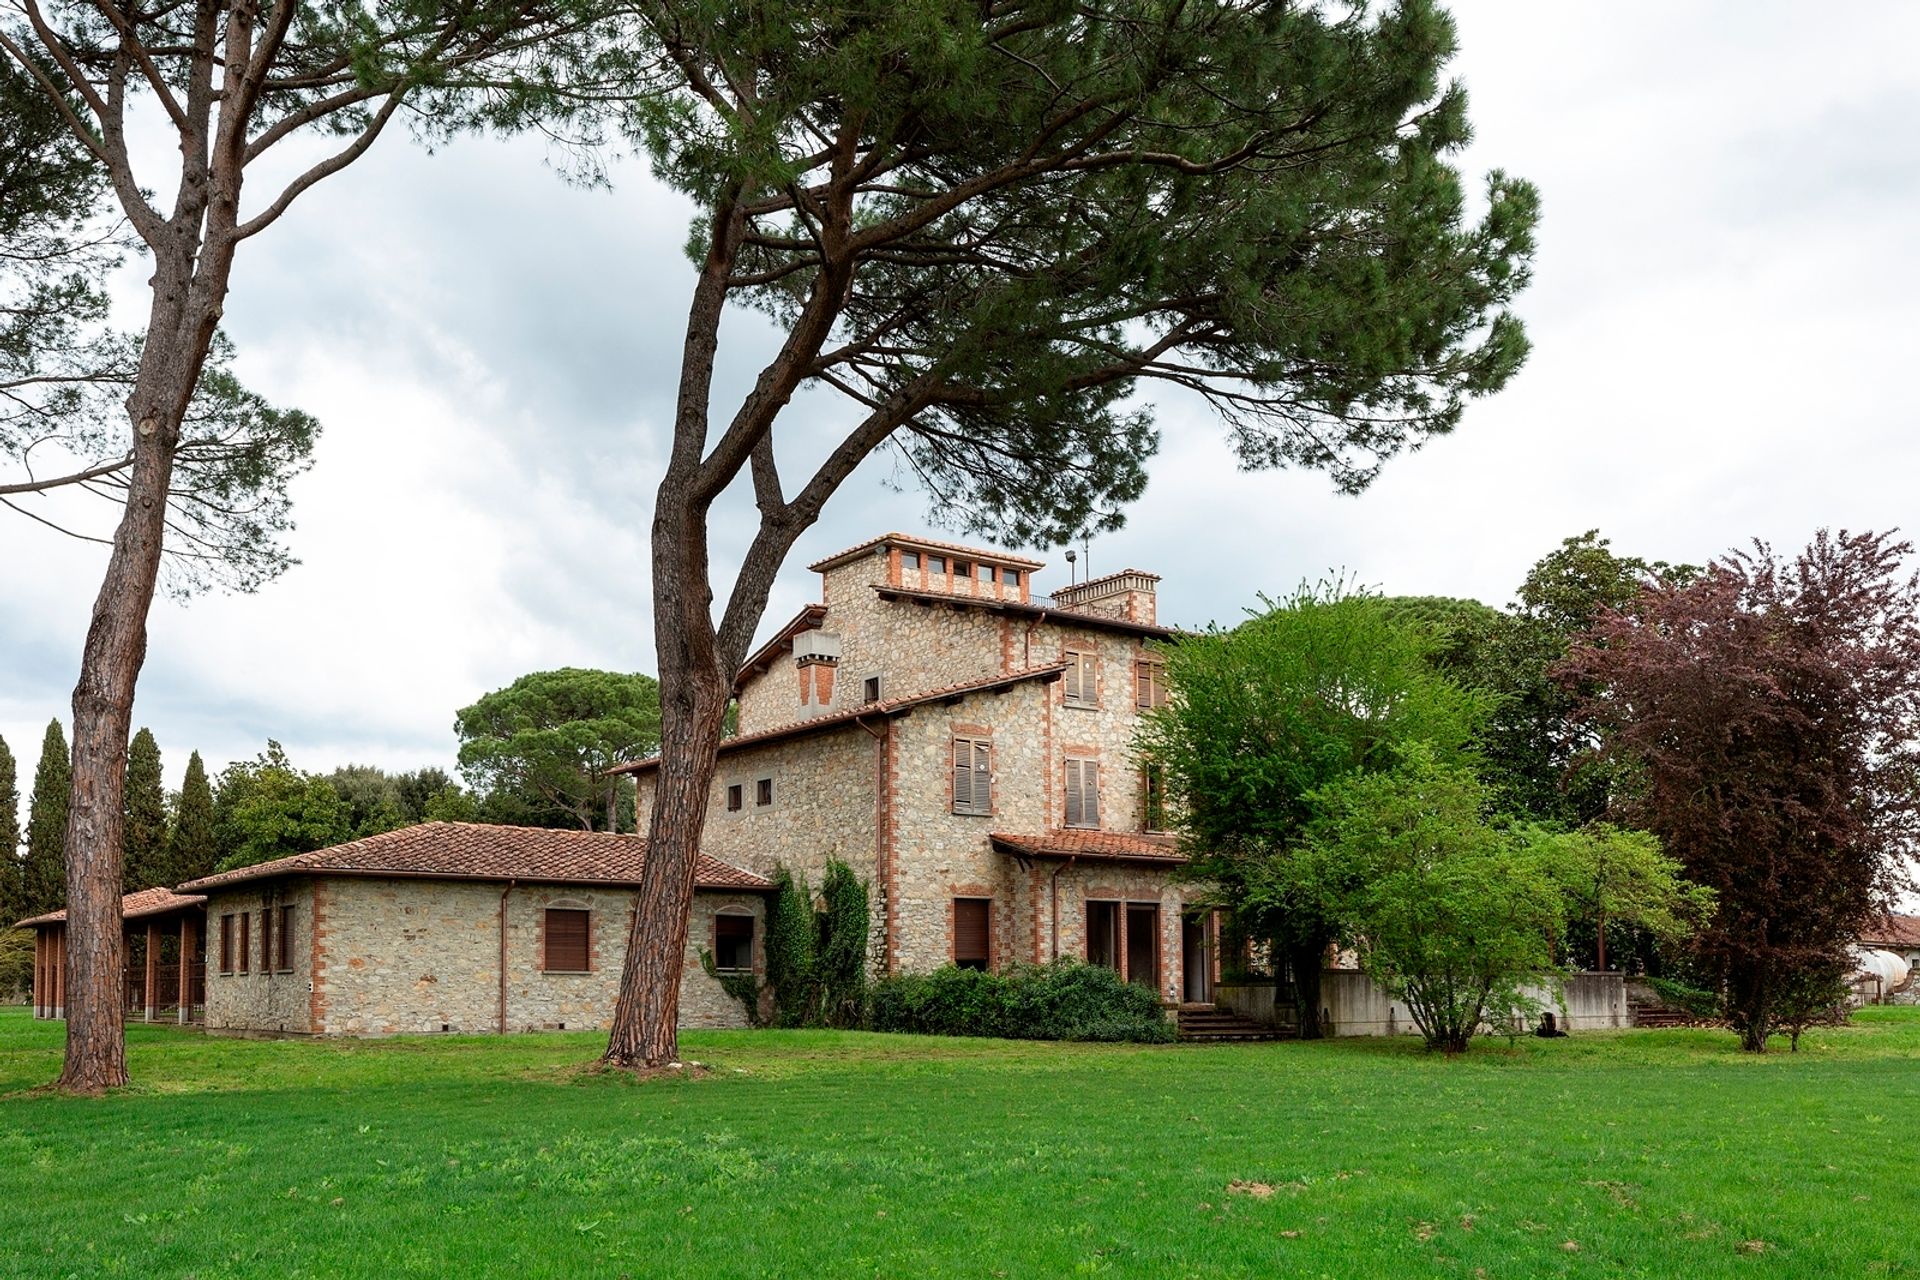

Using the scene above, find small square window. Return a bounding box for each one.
[928,555,947,575]
[902,551,921,571]
[714,914,753,972]
[726,783,743,812]
[953,560,971,580]
[1004,569,1021,590]
[978,563,995,583]
[756,777,774,807]
[862,675,882,704]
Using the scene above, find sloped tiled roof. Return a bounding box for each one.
[176,822,771,894]
[735,603,830,686]
[17,886,207,929]
[1862,913,1920,948]
[808,532,1047,573]
[874,583,1178,640]
[615,664,1068,773]
[990,829,1188,865]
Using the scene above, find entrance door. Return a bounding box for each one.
[1125,905,1160,992]
[1181,910,1213,1003]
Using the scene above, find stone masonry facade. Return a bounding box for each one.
[203,877,762,1035]
[632,532,1217,1005]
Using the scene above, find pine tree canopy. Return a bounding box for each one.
[167,751,218,886]
[122,729,168,892]
[22,719,70,918]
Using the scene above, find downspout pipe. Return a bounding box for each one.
[498,878,516,1034]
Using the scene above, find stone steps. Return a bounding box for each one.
[1175,1007,1285,1042]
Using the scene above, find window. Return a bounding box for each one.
[259,907,273,974]
[756,776,774,807]
[862,675,882,704]
[977,563,995,583]
[927,555,947,576]
[902,550,921,571]
[954,898,991,970]
[277,905,295,972]
[219,914,234,973]
[544,908,590,972]
[726,783,743,812]
[953,560,971,581]
[952,737,992,815]
[1134,660,1167,710]
[1064,650,1098,706]
[1086,901,1119,970]
[1003,569,1021,591]
[713,914,753,972]
[237,911,250,974]
[1143,765,1168,832]
[1065,758,1101,828]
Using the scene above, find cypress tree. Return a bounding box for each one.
[122,729,168,892]
[167,751,217,884]
[22,719,70,918]
[0,733,20,924]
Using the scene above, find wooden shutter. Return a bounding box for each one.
[259,908,272,974]
[1066,759,1100,827]
[953,738,991,814]
[219,914,233,973]
[954,898,990,969]
[1065,651,1094,703]
[278,905,294,971]
[1135,661,1165,709]
[238,911,250,974]
[545,908,590,971]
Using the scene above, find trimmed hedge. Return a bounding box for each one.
[869,960,1176,1043]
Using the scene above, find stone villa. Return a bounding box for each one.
[22,531,1219,1036]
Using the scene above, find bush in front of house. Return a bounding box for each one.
[869,959,1175,1043]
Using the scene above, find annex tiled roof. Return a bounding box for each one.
[614,664,1068,773]
[1862,913,1920,948]
[808,532,1047,574]
[989,829,1188,865]
[875,582,1178,639]
[175,822,772,893]
[16,886,207,929]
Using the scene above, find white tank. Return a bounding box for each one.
[1851,948,1912,998]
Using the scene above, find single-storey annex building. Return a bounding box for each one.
[169,823,772,1035]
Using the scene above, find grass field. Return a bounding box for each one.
[1,1009,1917,1278]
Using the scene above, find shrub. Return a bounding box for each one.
[709,860,871,1029]
[869,960,1175,1043]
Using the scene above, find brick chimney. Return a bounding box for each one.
[793,631,842,714]
[1050,569,1160,626]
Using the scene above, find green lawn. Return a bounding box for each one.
[2,1010,1918,1277]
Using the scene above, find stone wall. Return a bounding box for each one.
[211,875,760,1036]
[1317,970,1629,1037]
[203,879,317,1034]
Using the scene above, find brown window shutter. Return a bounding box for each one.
[219,914,234,973]
[954,898,990,969]
[278,904,295,971]
[1065,760,1086,827]
[259,908,272,974]
[544,908,590,971]
[238,911,250,974]
[1085,761,1100,825]
[953,738,992,815]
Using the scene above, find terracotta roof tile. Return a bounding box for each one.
[175,822,771,894]
[616,664,1068,773]
[874,583,1178,639]
[990,829,1188,865]
[735,603,830,685]
[1862,913,1920,948]
[808,532,1048,573]
[16,886,207,929]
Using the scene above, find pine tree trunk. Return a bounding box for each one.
[57,248,211,1093]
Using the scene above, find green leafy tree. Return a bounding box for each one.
[121,729,168,892]
[1528,823,1712,973]
[455,670,662,832]
[0,733,19,924]
[21,719,68,919]
[166,752,217,884]
[325,766,410,839]
[421,785,481,824]
[1304,747,1565,1052]
[1138,584,1488,1034]
[593,0,1539,1069]
[212,744,349,873]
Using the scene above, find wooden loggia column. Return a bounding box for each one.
[178,916,194,1025]
[32,930,43,1020]
[53,926,64,1020]
[144,921,159,1022]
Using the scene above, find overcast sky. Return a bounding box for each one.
[4,3,1919,816]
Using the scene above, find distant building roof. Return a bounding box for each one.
[614,665,1068,774]
[1862,913,1920,949]
[808,532,1047,574]
[16,886,207,929]
[176,822,771,894]
[990,829,1187,866]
